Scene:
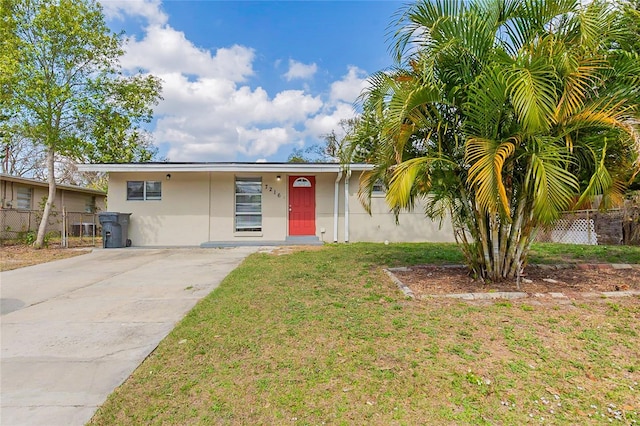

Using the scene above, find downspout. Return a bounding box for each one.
[333,170,343,242]
[344,169,351,243]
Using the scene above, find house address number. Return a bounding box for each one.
[264,184,281,198]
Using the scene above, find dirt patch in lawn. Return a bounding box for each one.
[0,245,91,271]
[393,264,640,298]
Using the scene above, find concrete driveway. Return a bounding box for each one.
[1,247,258,426]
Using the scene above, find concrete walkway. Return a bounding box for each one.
[1,247,258,426]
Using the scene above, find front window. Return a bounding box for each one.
[145,181,162,200]
[235,177,262,232]
[16,187,32,209]
[372,179,386,196]
[127,181,161,201]
[85,196,97,213]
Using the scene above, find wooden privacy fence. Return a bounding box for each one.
[0,208,100,247]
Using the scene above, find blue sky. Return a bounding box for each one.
[101,1,403,162]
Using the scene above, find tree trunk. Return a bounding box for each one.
[34,147,56,248]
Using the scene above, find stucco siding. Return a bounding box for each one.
[346,172,456,243]
[314,173,339,243]
[108,172,209,246]
[208,172,335,243]
[209,172,289,241]
[262,174,289,240]
[105,169,455,246]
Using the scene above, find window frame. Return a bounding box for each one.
[85,196,97,213]
[144,181,162,200]
[16,186,32,210]
[127,180,162,201]
[372,179,386,197]
[235,177,262,233]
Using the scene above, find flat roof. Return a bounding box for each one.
[77,162,374,173]
[0,173,106,196]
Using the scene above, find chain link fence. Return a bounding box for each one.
[0,209,101,248]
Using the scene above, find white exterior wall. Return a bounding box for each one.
[315,173,340,243]
[346,172,455,243]
[108,172,210,246]
[208,172,289,241]
[107,170,455,246]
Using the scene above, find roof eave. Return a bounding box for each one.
[76,163,374,173]
[0,173,106,196]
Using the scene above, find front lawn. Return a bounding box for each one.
[89,243,640,424]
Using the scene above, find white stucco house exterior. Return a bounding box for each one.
[77,162,455,247]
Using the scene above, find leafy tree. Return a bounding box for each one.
[0,128,44,176]
[621,0,640,53]
[7,0,162,248]
[346,0,640,281]
[287,146,314,163]
[287,118,359,163]
[0,0,20,151]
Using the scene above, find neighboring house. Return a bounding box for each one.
[0,173,106,213]
[0,173,106,239]
[77,162,455,247]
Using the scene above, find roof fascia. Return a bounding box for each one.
[77,163,374,173]
[0,174,106,196]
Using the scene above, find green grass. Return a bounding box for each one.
[89,243,640,425]
[528,242,640,264]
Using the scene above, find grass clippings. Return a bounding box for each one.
[89,243,640,425]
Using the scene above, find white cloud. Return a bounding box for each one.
[237,127,298,157]
[122,26,254,82]
[101,0,168,26]
[304,103,357,139]
[152,73,322,161]
[330,66,369,104]
[283,59,318,81]
[105,2,368,161]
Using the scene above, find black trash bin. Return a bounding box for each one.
[98,212,132,248]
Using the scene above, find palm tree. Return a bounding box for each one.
[347,0,640,281]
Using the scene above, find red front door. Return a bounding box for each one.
[289,176,316,236]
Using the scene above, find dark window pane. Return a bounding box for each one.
[145,181,162,200]
[127,181,144,200]
[372,180,386,194]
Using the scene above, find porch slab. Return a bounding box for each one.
[201,237,323,248]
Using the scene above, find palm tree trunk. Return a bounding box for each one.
[34,147,56,248]
[455,187,484,277]
[508,210,536,277]
[490,214,502,278]
[499,219,511,277]
[503,198,527,277]
[477,210,493,279]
